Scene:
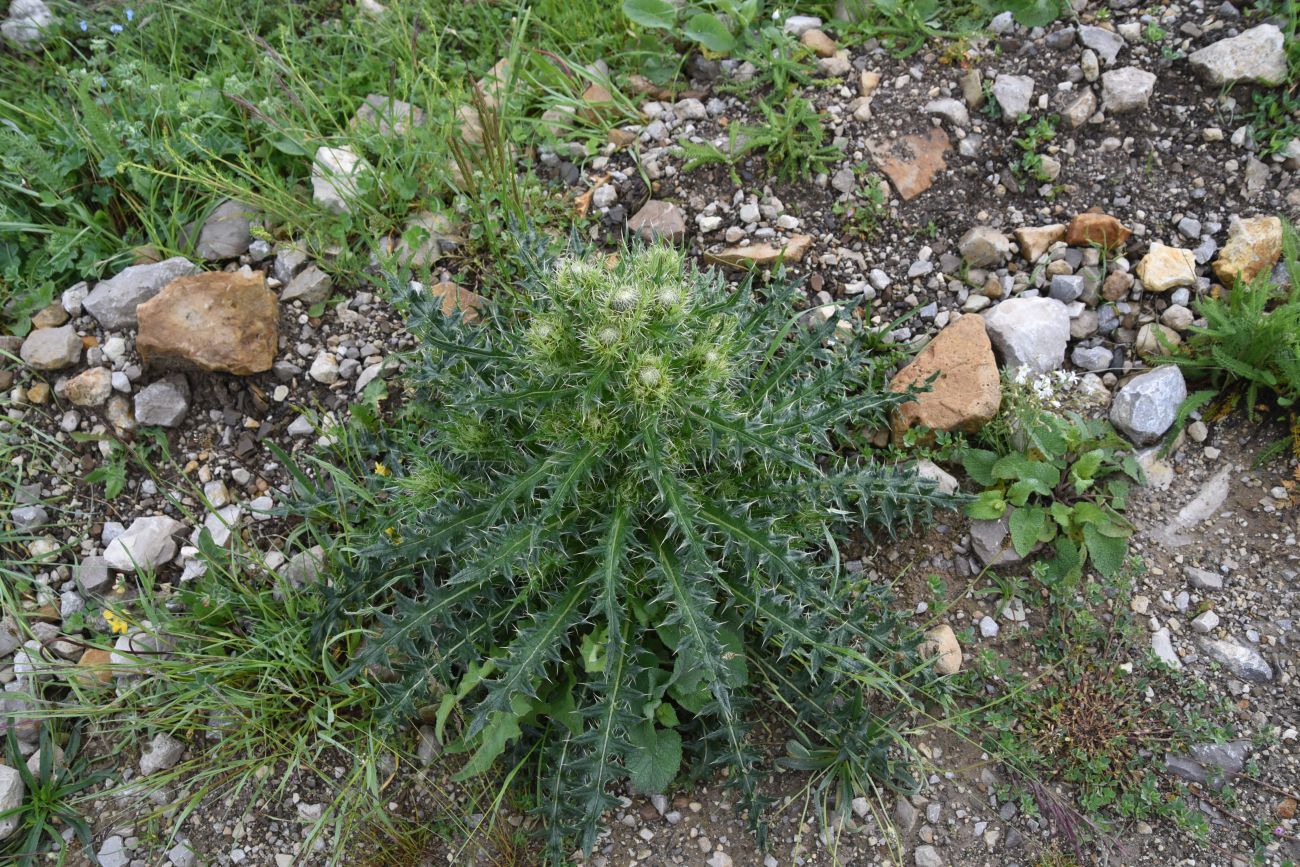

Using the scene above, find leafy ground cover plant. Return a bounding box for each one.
[1240,0,1299,156]
[679,94,837,183]
[1157,222,1300,459]
[300,241,955,858]
[622,0,762,55]
[962,370,1142,586]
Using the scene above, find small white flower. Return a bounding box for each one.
[595,327,619,346]
[638,366,662,387]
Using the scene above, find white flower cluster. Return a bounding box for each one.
[1012,367,1080,411]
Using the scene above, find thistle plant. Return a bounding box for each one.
[311,241,954,857]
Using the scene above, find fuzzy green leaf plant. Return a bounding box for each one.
[316,241,955,858]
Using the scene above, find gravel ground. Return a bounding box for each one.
[3,1,1299,865]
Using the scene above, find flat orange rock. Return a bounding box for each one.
[1066,211,1131,251]
[137,271,279,376]
[867,128,951,201]
[712,234,813,268]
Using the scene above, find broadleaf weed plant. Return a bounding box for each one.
[297,240,958,858]
[963,369,1143,589]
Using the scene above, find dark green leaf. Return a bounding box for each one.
[684,13,736,53]
[962,449,1000,486]
[622,0,676,29]
[1083,522,1127,578]
[1008,506,1046,557]
[626,722,682,793]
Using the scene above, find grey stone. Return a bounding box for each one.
[895,796,918,834]
[915,460,959,496]
[139,732,185,775]
[104,516,186,572]
[923,97,969,127]
[988,11,1014,34]
[831,167,856,194]
[1193,235,1218,265]
[97,835,129,867]
[312,146,369,214]
[1166,740,1251,786]
[1,0,52,48]
[83,257,199,330]
[194,199,257,260]
[19,325,82,370]
[77,556,113,595]
[1062,89,1097,128]
[1199,638,1274,682]
[1109,366,1186,445]
[61,281,90,317]
[1151,628,1181,669]
[0,765,24,840]
[1100,67,1157,113]
[1191,610,1219,633]
[782,14,822,36]
[1050,274,1084,303]
[983,297,1071,375]
[351,93,425,137]
[970,515,1029,566]
[281,264,332,305]
[167,842,198,867]
[1184,565,1223,590]
[1072,345,1113,372]
[0,617,19,657]
[284,548,325,588]
[1189,24,1288,87]
[272,246,309,285]
[1078,25,1125,65]
[287,414,315,437]
[914,845,942,867]
[992,74,1034,118]
[958,226,1010,267]
[196,505,241,548]
[134,375,190,427]
[10,504,48,531]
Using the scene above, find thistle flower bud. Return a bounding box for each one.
[655,283,684,309]
[610,285,639,311]
[637,366,662,387]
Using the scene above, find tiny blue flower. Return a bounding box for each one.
[109,23,123,33]
[125,8,134,21]
[79,19,88,31]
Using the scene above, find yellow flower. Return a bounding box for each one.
[384,526,402,544]
[103,609,129,635]
[374,462,391,477]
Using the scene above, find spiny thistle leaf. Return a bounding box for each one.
[309,240,960,861]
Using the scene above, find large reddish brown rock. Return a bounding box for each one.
[889,314,1000,437]
[1066,211,1131,250]
[867,128,950,201]
[137,271,278,375]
